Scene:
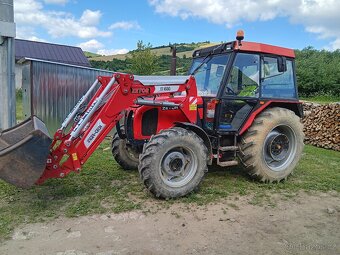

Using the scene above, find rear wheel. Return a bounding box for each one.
[239,107,304,182]
[111,132,139,170]
[139,127,208,199]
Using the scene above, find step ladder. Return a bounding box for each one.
[216,134,239,167]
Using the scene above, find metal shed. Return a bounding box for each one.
[15,39,91,67]
[14,39,91,90]
[20,58,114,134]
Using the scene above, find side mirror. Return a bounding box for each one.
[216,65,224,77]
[277,57,287,72]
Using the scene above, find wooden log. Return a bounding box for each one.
[302,102,340,151]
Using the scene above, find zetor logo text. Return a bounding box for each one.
[131,88,150,94]
[84,119,106,148]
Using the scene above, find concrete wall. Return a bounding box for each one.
[0,0,16,129]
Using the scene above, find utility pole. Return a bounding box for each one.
[170,44,177,76]
[0,0,16,129]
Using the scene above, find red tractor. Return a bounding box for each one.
[0,32,304,199]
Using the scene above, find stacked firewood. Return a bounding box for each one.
[302,102,340,151]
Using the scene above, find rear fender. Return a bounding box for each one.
[239,100,303,135]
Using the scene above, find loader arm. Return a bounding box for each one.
[37,73,198,184]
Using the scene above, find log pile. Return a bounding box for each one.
[302,102,340,151]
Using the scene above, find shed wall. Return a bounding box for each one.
[22,59,114,134]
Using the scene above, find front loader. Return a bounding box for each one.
[0,32,304,198]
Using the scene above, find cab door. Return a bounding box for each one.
[190,54,231,133]
[216,53,260,133]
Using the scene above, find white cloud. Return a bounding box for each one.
[14,1,135,56]
[25,36,48,42]
[150,0,282,25]
[43,0,68,5]
[97,48,129,55]
[14,0,111,39]
[109,21,141,30]
[149,0,340,50]
[14,0,43,14]
[329,39,340,51]
[16,26,37,39]
[80,10,102,26]
[78,40,129,55]
[16,26,48,42]
[77,39,104,52]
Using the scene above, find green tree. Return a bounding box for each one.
[129,40,158,75]
[295,47,340,96]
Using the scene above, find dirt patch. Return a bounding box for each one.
[0,192,339,255]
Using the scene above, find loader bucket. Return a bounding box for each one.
[0,116,52,188]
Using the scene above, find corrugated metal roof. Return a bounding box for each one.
[15,39,91,67]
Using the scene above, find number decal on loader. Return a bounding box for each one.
[154,86,179,93]
[84,119,106,148]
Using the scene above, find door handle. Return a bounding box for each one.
[244,99,258,104]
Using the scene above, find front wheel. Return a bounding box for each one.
[111,133,140,170]
[239,107,304,182]
[139,127,209,199]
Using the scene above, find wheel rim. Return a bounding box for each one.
[263,125,297,172]
[159,145,197,188]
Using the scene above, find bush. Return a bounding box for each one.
[295,47,340,97]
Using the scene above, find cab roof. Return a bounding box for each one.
[192,41,295,59]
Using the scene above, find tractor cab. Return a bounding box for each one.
[190,33,300,136]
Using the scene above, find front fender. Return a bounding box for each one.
[174,122,213,165]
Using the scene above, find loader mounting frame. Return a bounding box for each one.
[37,73,198,184]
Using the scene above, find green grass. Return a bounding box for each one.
[16,89,24,121]
[0,143,339,240]
[301,94,340,104]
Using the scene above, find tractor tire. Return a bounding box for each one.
[111,132,139,170]
[239,107,304,182]
[139,127,209,199]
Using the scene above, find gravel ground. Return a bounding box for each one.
[0,192,339,255]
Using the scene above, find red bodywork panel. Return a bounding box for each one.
[132,96,203,140]
[37,73,199,183]
[235,41,295,58]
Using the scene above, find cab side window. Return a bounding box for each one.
[226,53,260,98]
[261,57,296,98]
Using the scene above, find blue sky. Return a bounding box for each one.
[14,0,340,55]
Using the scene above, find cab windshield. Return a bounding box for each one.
[189,54,231,96]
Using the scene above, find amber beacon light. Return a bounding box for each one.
[236,30,245,46]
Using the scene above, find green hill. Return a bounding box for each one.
[89,42,217,62]
[84,51,101,58]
